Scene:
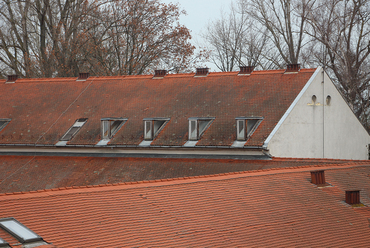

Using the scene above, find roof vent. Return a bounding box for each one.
[6,74,18,83]
[195,68,209,77]
[285,64,300,73]
[311,170,329,186]
[345,190,361,205]
[153,70,167,79]
[238,66,255,75]
[77,72,89,81]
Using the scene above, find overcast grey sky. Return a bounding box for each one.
[161,0,234,70]
[161,0,232,39]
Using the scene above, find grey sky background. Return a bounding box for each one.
[161,0,234,71]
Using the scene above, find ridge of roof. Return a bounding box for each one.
[1,160,368,199]
[1,68,317,83]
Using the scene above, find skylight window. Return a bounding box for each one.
[60,118,88,141]
[0,218,42,244]
[101,118,126,140]
[0,119,11,132]
[188,117,215,141]
[235,117,263,141]
[143,118,170,140]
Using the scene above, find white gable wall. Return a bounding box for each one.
[266,67,370,160]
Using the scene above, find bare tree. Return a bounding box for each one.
[0,0,195,77]
[240,0,315,67]
[306,0,370,131]
[203,3,271,71]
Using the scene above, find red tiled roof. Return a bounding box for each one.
[0,69,316,147]
[0,163,369,247]
[0,155,363,193]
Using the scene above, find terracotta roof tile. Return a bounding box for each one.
[0,69,316,147]
[0,164,369,247]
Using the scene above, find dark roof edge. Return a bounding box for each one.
[0,151,270,160]
[0,146,269,159]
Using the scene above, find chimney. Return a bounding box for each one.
[238,66,255,75]
[153,70,167,79]
[195,68,209,77]
[6,74,18,83]
[77,72,89,80]
[310,170,327,186]
[345,190,361,205]
[285,64,301,73]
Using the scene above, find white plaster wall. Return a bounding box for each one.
[267,68,370,160]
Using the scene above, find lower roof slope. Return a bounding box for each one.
[0,69,315,147]
[0,163,369,247]
[0,155,362,193]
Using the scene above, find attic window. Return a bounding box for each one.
[235,117,263,141]
[0,119,11,132]
[101,118,126,140]
[188,117,215,141]
[144,118,170,140]
[60,118,87,141]
[0,218,42,244]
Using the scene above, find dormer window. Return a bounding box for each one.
[101,118,126,140]
[0,119,11,132]
[188,117,215,141]
[235,117,263,141]
[59,118,88,142]
[143,118,170,140]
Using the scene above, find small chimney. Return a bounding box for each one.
[195,68,209,77]
[78,72,89,80]
[6,74,18,83]
[345,190,360,205]
[238,66,255,75]
[311,170,327,186]
[285,64,301,73]
[153,70,167,78]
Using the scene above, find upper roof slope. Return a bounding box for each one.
[0,163,369,247]
[0,69,316,147]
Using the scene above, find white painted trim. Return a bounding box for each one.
[139,140,152,147]
[263,67,322,148]
[55,141,68,146]
[183,141,198,147]
[231,141,247,148]
[96,140,110,146]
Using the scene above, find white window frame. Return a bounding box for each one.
[101,118,127,140]
[143,118,170,141]
[188,117,215,141]
[235,117,263,141]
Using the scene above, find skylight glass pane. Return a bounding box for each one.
[237,120,246,140]
[144,121,153,140]
[247,119,259,136]
[60,126,80,141]
[0,219,39,241]
[110,120,123,135]
[198,120,209,135]
[153,120,165,136]
[189,120,197,140]
[102,120,111,139]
